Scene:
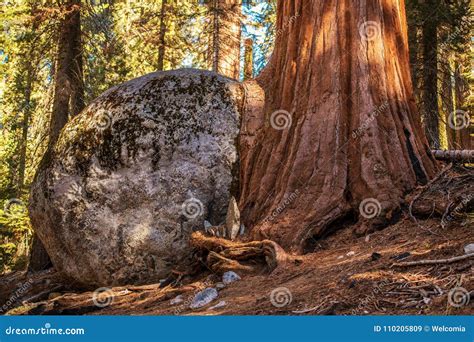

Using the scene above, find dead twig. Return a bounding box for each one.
[392,253,474,267]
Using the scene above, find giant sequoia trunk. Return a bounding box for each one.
[240,0,438,251]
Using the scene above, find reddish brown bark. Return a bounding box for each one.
[239,0,438,251]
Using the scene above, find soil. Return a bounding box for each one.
[1,216,472,316]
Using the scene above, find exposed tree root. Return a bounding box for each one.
[190,232,297,274]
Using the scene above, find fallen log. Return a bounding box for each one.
[432,150,474,163]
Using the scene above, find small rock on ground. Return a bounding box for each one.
[190,288,218,309]
[222,271,241,284]
[215,282,226,290]
[170,295,184,305]
[464,244,474,254]
[371,252,381,261]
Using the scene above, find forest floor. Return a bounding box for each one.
[1,215,472,316]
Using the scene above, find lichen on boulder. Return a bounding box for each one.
[29,69,244,287]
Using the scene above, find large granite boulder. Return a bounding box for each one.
[29,69,243,287]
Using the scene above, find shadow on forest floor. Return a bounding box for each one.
[1,166,472,316]
[1,214,472,316]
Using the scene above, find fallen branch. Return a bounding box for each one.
[432,150,474,163]
[392,253,474,267]
[408,163,453,234]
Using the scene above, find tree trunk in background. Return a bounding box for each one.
[421,0,440,149]
[48,0,83,148]
[69,1,85,117]
[157,0,168,71]
[453,63,472,149]
[211,0,219,72]
[407,16,422,115]
[18,4,41,194]
[30,0,84,272]
[210,0,241,79]
[17,66,33,195]
[243,38,253,80]
[240,0,438,252]
[441,62,455,149]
